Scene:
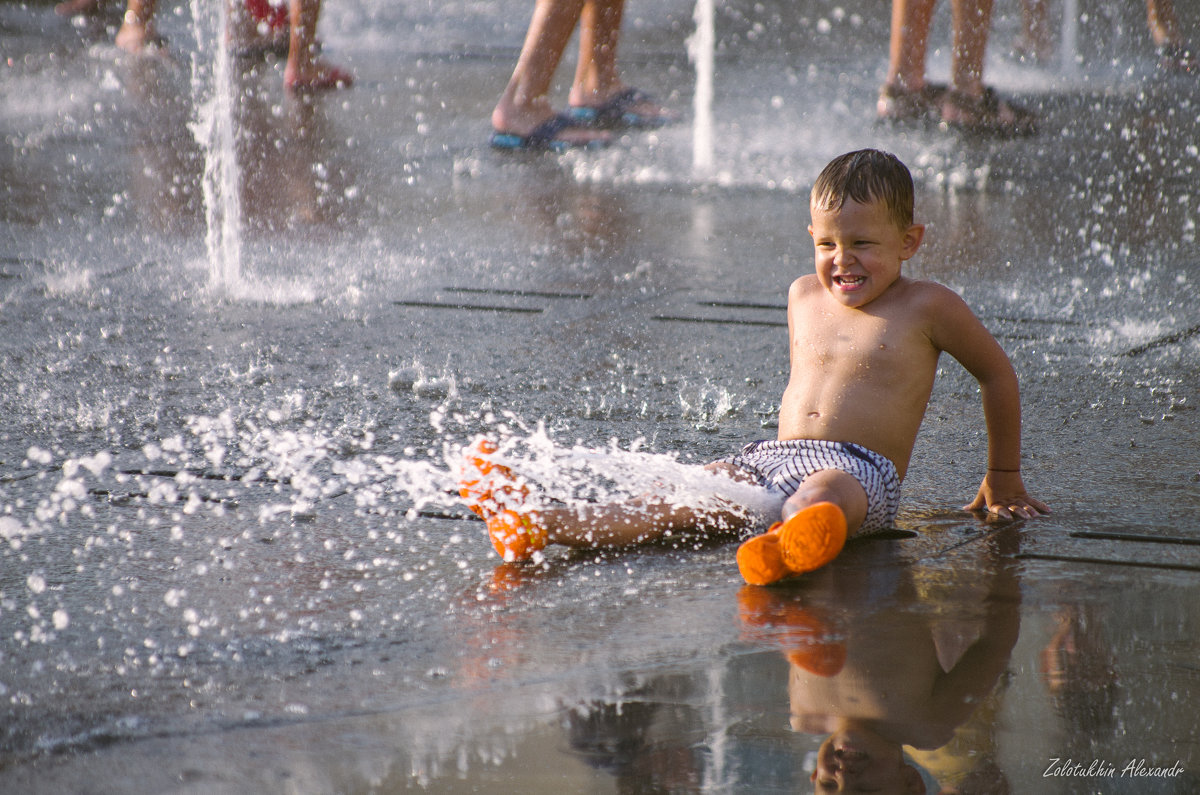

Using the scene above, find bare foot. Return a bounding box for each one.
[284,58,353,92]
[115,22,165,55]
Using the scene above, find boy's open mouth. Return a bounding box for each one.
[833,275,865,287]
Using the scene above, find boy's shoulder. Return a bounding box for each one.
[788,274,823,295]
[901,279,977,318]
[890,276,964,302]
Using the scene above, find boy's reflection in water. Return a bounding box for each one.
[741,533,1021,794]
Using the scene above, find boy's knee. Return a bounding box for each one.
[784,470,868,529]
[782,487,833,519]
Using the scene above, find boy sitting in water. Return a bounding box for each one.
[460,148,1049,585]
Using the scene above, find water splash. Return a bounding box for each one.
[188,0,242,292]
[688,0,716,179]
[1060,0,1081,77]
[18,411,778,558]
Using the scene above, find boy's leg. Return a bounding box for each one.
[460,440,755,561]
[541,460,762,549]
[780,469,868,528]
[482,493,747,562]
[737,469,868,586]
[540,495,745,548]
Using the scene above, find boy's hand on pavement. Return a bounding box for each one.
[964,471,1050,520]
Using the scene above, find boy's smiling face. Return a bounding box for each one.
[808,198,924,309]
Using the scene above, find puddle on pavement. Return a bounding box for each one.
[2,0,1199,791]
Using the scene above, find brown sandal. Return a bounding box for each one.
[940,88,1037,138]
[1158,42,1199,75]
[876,82,948,125]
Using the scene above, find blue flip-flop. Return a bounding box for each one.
[489,113,609,152]
[568,87,675,130]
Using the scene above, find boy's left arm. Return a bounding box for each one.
[928,287,1050,519]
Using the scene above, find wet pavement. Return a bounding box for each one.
[2,0,1200,792]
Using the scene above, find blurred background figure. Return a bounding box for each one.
[1014,0,1195,73]
[55,0,352,91]
[877,0,1037,136]
[1146,0,1197,73]
[276,0,352,90]
[491,0,676,151]
[54,0,110,17]
[1012,0,1053,64]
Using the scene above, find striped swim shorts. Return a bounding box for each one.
[719,439,901,535]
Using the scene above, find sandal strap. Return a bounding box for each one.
[523,113,576,147]
[942,88,1037,136]
[577,87,653,125]
[877,82,947,121]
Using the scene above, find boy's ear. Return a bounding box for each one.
[900,223,925,260]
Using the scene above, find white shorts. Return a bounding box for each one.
[720,439,901,534]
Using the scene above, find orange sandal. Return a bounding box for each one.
[460,439,546,561]
[486,509,548,562]
[458,438,528,518]
[736,502,847,585]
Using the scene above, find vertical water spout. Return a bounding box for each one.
[1060,0,1080,78]
[189,0,242,291]
[689,0,715,179]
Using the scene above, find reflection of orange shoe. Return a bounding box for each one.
[487,562,534,595]
[736,586,845,676]
[459,438,529,519]
[785,638,846,677]
[736,502,846,585]
[487,509,547,562]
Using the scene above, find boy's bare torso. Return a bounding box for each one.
[778,274,945,480]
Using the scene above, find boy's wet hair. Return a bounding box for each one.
[811,149,914,230]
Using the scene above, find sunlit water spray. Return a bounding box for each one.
[19,402,780,585]
[188,0,242,292]
[1059,0,1081,77]
[688,0,715,179]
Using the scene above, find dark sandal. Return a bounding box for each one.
[876,82,948,125]
[940,88,1037,138]
[1158,42,1198,75]
[489,113,609,152]
[568,87,675,129]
